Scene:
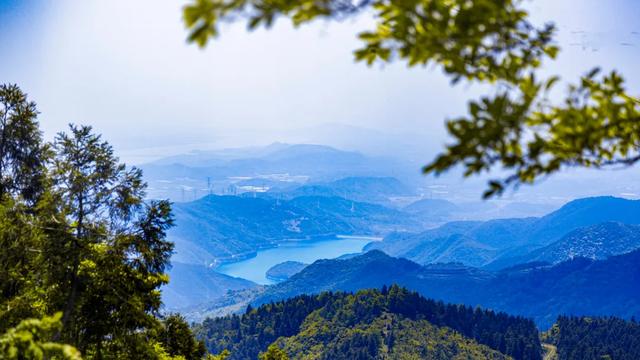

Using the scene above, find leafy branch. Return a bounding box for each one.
[182,0,639,198]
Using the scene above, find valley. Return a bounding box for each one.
[149,144,640,358]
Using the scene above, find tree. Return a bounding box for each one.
[0,84,48,204]
[259,344,289,360]
[0,86,51,330]
[206,350,230,360]
[159,314,207,360]
[50,124,175,356]
[0,197,47,329]
[0,313,81,360]
[0,84,212,358]
[182,0,640,197]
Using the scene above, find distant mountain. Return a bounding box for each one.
[141,143,414,201]
[169,194,422,266]
[400,199,558,225]
[150,143,291,166]
[367,196,640,267]
[163,262,256,309]
[280,176,415,205]
[488,222,640,269]
[196,287,540,360]
[248,250,640,329]
[365,218,536,267]
[265,261,308,282]
[403,198,459,214]
[497,202,559,218]
[525,196,640,245]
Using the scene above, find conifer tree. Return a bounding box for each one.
[0,84,48,204]
[50,124,175,356]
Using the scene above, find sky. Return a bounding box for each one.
[1,0,640,166]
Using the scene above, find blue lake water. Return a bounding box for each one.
[216,236,379,284]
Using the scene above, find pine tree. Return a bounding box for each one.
[48,124,174,356]
[0,84,48,204]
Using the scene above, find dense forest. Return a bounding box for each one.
[195,286,542,360]
[544,316,640,360]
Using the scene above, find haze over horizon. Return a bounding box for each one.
[1,0,640,201]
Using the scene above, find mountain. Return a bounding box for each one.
[287,196,421,234]
[367,196,640,267]
[365,218,537,267]
[488,222,640,269]
[402,198,460,224]
[253,250,491,307]
[497,202,559,218]
[278,314,511,360]
[246,250,640,329]
[524,196,640,245]
[195,287,541,360]
[169,194,422,266]
[163,262,256,309]
[280,176,415,206]
[403,198,459,215]
[150,143,291,166]
[401,199,558,225]
[265,261,308,282]
[141,143,414,201]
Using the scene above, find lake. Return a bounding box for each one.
[216,236,379,284]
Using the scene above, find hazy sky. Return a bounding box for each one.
[1,0,639,164]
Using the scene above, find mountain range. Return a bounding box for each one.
[141,144,416,201]
[366,196,640,268]
[246,249,640,329]
[489,221,640,269]
[402,198,558,222]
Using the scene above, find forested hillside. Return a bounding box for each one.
[248,250,640,329]
[170,194,422,266]
[544,316,640,360]
[196,287,541,360]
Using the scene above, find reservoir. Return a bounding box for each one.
[216,236,379,284]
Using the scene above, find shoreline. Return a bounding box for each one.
[212,233,379,271]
